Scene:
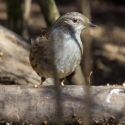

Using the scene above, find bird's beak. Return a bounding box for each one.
[88,22,97,27]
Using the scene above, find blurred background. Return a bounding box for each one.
[0,0,125,86]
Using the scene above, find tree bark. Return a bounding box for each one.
[0,85,124,124]
[0,25,40,85]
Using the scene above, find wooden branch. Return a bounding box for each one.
[23,0,32,39]
[0,85,125,124]
[37,0,60,26]
[77,0,93,86]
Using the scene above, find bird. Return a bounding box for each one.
[29,12,97,85]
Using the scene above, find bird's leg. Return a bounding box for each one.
[60,78,64,86]
[40,77,46,85]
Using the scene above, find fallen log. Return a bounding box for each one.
[0,85,125,124]
[0,25,40,85]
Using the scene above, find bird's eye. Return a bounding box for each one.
[72,18,78,23]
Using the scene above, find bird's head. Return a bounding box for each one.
[53,12,97,33]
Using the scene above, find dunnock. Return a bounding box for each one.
[29,12,97,85]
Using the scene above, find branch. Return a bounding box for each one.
[37,0,60,27]
[0,85,124,124]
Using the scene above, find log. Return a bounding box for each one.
[0,85,125,124]
[0,25,40,85]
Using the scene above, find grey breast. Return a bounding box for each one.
[51,29,83,78]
